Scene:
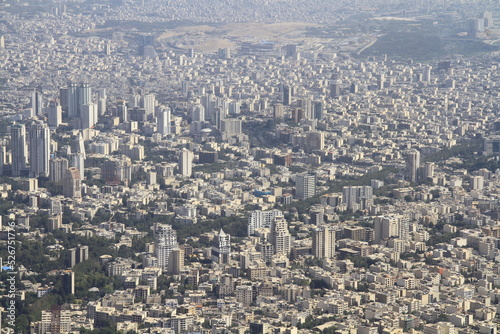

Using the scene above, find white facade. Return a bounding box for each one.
[157,107,171,136]
[312,225,336,259]
[154,223,178,272]
[248,209,283,236]
[178,148,193,177]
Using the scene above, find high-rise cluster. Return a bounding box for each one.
[10,121,51,178]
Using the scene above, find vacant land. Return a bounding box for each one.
[156,21,322,51]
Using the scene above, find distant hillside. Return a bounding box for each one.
[359,32,499,60]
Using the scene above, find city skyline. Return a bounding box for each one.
[0,0,500,334]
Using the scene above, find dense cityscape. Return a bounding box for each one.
[1,0,500,333]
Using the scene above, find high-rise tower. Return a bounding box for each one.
[178,148,193,177]
[313,101,323,120]
[47,100,62,127]
[312,225,336,259]
[342,186,373,211]
[78,83,91,113]
[191,104,205,123]
[248,210,284,236]
[66,82,92,126]
[212,229,231,263]
[117,101,128,123]
[28,121,51,178]
[70,153,85,180]
[282,84,292,106]
[141,94,156,117]
[273,103,284,122]
[81,103,98,129]
[157,107,171,136]
[63,167,81,198]
[406,150,421,183]
[270,216,291,257]
[154,223,178,272]
[295,173,316,199]
[374,216,400,244]
[67,82,79,118]
[31,90,43,116]
[50,157,69,183]
[10,124,27,177]
[422,66,432,82]
[329,79,341,98]
[61,271,75,295]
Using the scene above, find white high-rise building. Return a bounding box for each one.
[76,132,86,159]
[47,100,62,127]
[399,216,410,241]
[201,94,215,120]
[423,162,435,179]
[374,215,400,244]
[141,94,156,117]
[97,88,107,116]
[81,103,98,129]
[248,210,283,236]
[38,308,71,334]
[471,175,484,190]
[70,153,85,180]
[422,66,432,82]
[178,148,193,177]
[312,225,336,259]
[49,157,69,182]
[220,118,242,135]
[270,216,291,256]
[28,121,51,178]
[154,223,178,272]
[66,82,91,125]
[67,82,79,118]
[342,186,373,211]
[296,173,316,199]
[229,101,241,115]
[0,141,7,176]
[97,98,106,116]
[78,83,92,114]
[191,104,205,122]
[212,229,231,263]
[274,103,284,121]
[10,124,27,177]
[157,107,171,136]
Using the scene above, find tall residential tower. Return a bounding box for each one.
[11,124,27,177]
[154,223,179,273]
[28,121,51,178]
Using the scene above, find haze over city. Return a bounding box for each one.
[1,0,500,334]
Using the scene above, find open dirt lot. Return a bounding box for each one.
[158,22,323,51]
